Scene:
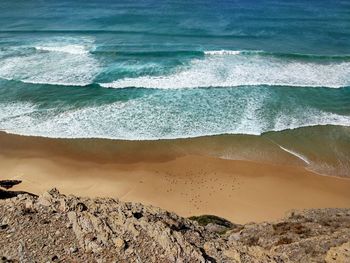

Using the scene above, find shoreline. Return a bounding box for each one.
[1,131,350,223]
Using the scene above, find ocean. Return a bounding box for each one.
[0,0,349,175]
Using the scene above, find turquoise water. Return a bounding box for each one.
[0,0,349,140]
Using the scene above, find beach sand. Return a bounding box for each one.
[0,132,349,224]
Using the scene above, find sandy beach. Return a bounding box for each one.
[0,131,349,224]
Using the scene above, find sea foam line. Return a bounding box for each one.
[100,54,350,89]
[278,145,310,165]
[34,44,90,55]
[204,50,242,55]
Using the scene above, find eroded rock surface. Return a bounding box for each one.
[0,189,349,262]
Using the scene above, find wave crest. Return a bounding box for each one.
[0,40,100,86]
[101,51,350,89]
[204,50,243,55]
[35,44,89,55]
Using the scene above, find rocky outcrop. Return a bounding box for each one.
[0,180,22,190]
[0,189,349,262]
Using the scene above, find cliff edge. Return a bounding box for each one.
[0,188,349,262]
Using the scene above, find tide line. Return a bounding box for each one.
[278,145,310,165]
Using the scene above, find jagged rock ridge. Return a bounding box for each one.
[0,189,349,262]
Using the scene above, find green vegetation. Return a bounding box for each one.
[188,215,233,228]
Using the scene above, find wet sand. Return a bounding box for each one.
[0,132,350,223]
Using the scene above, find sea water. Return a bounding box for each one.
[0,0,349,174]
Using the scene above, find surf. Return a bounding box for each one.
[0,40,100,87]
[100,50,350,89]
[34,44,89,55]
[2,42,350,89]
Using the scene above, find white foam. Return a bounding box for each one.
[0,102,36,120]
[0,41,100,86]
[278,145,310,164]
[0,95,349,140]
[204,50,242,55]
[273,109,350,132]
[35,44,89,55]
[101,53,350,89]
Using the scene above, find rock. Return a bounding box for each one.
[114,238,125,251]
[37,192,52,207]
[18,241,32,262]
[24,199,34,210]
[58,198,67,212]
[228,232,241,242]
[0,180,22,190]
[0,189,349,262]
[0,224,8,231]
[325,241,350,262]
[223,249,241,262]
[188,214,234,228]
[205,223,229,234]
[76,202,87,212]
[69,246,78,254]
[0,256,14,263]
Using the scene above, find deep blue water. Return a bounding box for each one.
[0,0,349,139]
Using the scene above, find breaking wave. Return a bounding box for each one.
[0,40,100,86]
[101,50,350,89]
[34,44,89,55]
